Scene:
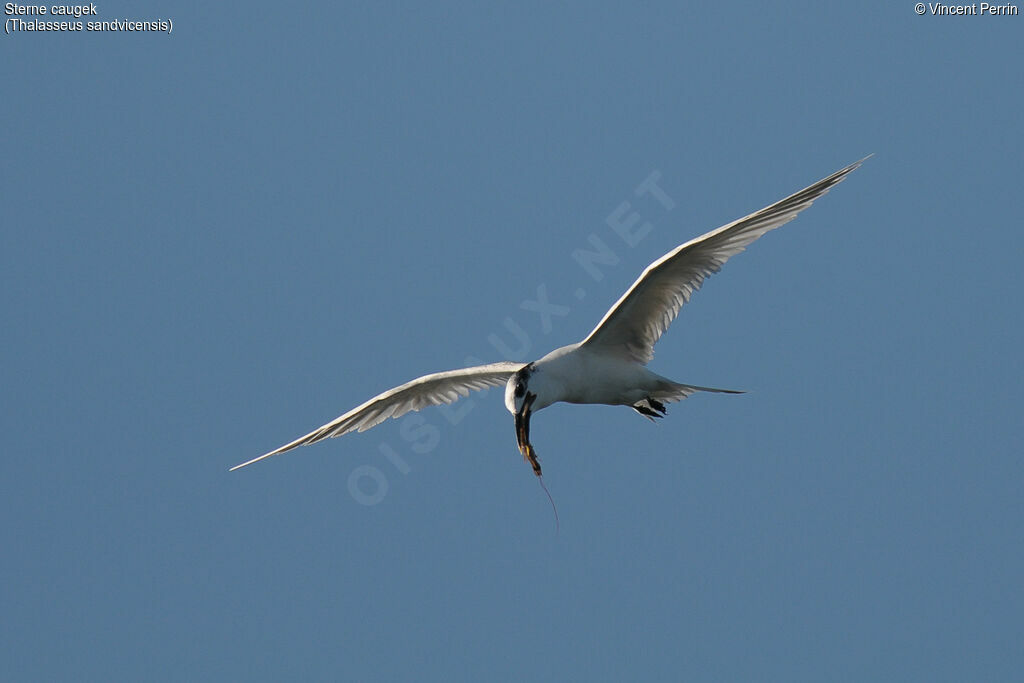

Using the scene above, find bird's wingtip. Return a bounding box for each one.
[228,451,274,472]
[851,153,874,168]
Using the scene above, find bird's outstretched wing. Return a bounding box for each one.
[231,361,524,470]
[580,157,868,364]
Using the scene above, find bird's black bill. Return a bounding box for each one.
[514,393,542,477]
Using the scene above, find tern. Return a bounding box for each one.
[231,158,867,477]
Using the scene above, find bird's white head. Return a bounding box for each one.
[505,363,536,417]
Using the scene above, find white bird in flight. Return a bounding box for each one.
[232,158,867,477]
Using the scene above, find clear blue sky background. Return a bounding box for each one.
[3,2,1022,681]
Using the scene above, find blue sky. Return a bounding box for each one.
[2,2,1022,681]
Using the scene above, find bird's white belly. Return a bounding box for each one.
[537,346,657,406]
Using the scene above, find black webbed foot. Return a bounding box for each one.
[632,397,667,420]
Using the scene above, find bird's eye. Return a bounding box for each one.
[514,381,525,397]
